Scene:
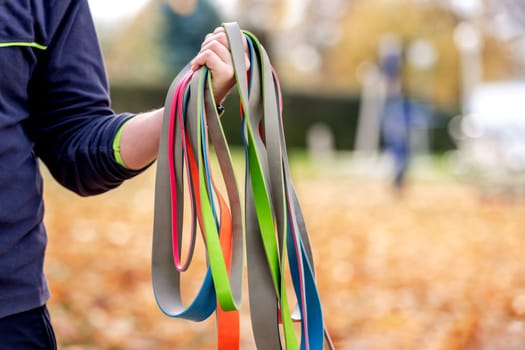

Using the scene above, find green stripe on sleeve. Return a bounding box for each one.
[0,42,48,50]
[113,120,131,169]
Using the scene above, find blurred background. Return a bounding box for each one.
[42,0,525,349]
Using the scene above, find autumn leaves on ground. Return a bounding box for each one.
[42,155,525,349]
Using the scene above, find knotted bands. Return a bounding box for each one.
[152,22,334,350]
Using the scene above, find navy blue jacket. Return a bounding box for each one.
[0,0,143,317]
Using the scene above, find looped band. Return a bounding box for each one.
[152,22,334,349]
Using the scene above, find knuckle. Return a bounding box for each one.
[202,49,214,58]
[206,40,220,50]
[202,40,227,56]
[217,33,228,44]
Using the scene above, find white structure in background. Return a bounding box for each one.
[407,39,437,159]
[449,82,525,193]
[453,22,484,114]
[353,61,385,159]
[450,0,525,194]
[351,61,392,179]
[306,123,336,165]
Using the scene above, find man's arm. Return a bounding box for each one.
[29,0,146,196]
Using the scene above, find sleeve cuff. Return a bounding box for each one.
[112,119,132,169]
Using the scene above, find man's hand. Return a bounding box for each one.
[190,26,250,104]
[118,27,251,170]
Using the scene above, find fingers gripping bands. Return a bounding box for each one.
[152,22,334,349]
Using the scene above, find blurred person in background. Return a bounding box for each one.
[0,1,246,348]
[379,35,413,192]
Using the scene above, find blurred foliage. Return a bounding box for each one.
[104,0,518,108]
[266,0,518,109]
[324,1,463,106]
[104,0,221,86]
[103,1,164,86]
[102,0,519,153]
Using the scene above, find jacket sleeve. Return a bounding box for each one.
[27,0,145,196]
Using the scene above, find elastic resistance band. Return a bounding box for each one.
[152,22,334,350]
